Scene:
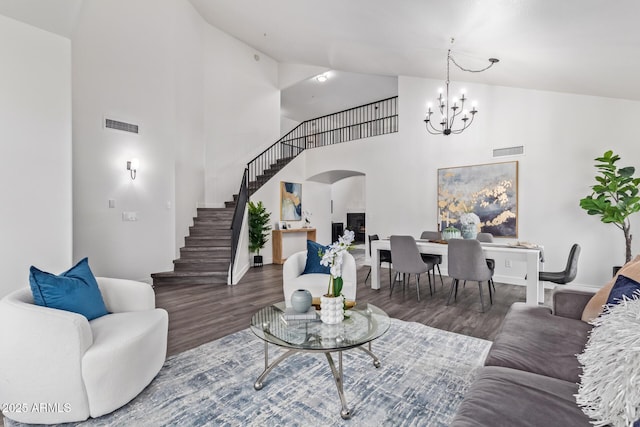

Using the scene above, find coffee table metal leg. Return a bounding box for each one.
[254,345,298,390]
[358,342,381,368]
[325,351,351,420]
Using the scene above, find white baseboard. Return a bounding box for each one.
[197,202,226,208]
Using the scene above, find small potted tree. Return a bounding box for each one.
[248,201,272,267]
[579,150,640,266]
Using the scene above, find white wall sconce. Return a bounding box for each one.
[126,158,139,180]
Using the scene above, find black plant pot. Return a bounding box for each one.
[253,255,263,267]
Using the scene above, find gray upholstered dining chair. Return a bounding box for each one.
[476,232,496,278]
[364,234,393,286]
[389,235,434,301]
[476,232,494,243]
[447,239,494,312]
[419,231,444,288]
[539,244,580,284]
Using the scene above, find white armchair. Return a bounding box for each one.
[0,277,168,424]
[283,250,357,307]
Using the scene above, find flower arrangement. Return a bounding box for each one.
[459,212,480,226]
[319,229,355,297]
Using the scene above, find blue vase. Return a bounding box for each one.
[290,289,313,313]
[461,224,478,239]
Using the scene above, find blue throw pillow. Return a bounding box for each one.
[29,257,109,320]
[606,274,640,306]
[302,240,331,275]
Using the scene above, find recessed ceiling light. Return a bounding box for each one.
[316,73,328,83]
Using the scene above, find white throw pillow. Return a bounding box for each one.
[576,294,640,426]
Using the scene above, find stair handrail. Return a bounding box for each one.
[230,96,398,282]
[229,168,249,284]
[246,96,398,192]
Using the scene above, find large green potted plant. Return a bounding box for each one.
[579,150,640,264]
[248,201,272,267]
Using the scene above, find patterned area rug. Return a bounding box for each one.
[6,319,490,427]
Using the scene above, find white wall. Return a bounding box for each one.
[204,25,280,207]
[297,76,640,288]
[331,176,366,224]
[0,15,72,296]
[248,152,332,266]
[72,0,205,281]
[280,115,299,137]
[172,1,206,257]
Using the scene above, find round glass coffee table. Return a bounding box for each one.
[250,302,390,419]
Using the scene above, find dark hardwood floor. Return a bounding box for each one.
[156,261,553,356]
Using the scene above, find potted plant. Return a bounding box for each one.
[248,200,272,267]
[442,226,461,241]
[579,150,640,265]
[318,229,355,324]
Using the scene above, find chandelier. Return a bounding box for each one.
[424,47,499,136]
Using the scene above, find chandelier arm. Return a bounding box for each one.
[448,110,476,134]
[452,114,475,134]
[425,121,443,135]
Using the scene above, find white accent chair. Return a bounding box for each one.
[0,277,168,424]
[283,250,357,307]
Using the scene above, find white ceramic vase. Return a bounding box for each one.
[320,295,344,324]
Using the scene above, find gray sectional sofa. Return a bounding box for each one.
[450,287,597,426]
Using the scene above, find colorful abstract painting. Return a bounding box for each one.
[280,181,302,221]
[438,161,518,237]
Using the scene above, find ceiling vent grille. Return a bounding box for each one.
[493,145,524,158]
[105,118,139,134]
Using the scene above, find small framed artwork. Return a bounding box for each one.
[280,181,302,221]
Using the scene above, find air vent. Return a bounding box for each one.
[493,145,524,158]
[105,118,139,134]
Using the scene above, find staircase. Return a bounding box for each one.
[152,97,399,287]
[248,157,294,195]
[151,198,236,287]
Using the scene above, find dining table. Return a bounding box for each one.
[370,239,545,306]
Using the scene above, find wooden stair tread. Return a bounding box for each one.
[152,271,227,278]
[152,197,238,287]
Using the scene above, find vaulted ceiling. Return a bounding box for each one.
[190,0,640,102]
[3,0,640,107]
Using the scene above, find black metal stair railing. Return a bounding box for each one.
[247,96,398,194]
[229,96,398,281]
[229,168,248,284]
